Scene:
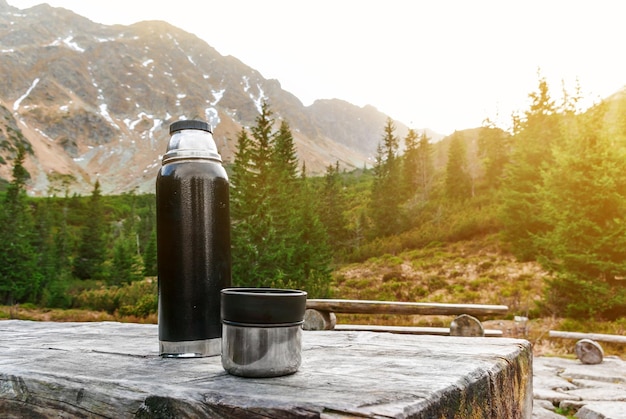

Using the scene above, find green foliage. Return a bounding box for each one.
[368,118,405,237]
[73,280,157,315]
[499,77,626,319]
[477,124,510,189]
[445,132,472,200]
[73,180,108,280]
[500,76,561,260]
[0,144,42,304]
[230,102,332,296]
[1,78,624,325]
[317,162,350,250]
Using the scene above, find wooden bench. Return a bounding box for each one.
[304,299,509,337]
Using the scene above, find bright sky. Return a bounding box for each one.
[7,0,626,135]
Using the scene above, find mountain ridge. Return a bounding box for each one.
[0,2,443,195]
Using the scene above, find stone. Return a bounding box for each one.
[575,401,626,419]
[575,339,604,365]
[449,314,485,337]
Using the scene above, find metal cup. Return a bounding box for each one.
[220,288,307,378]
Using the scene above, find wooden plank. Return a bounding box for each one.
[306,299,509,316]
[0,320,532,418]
[335,324,503,337]
[549,330,626,344]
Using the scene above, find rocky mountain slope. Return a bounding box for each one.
[0,1,442,195]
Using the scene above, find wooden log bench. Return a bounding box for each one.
[304,299,509,337]
[0,320,533,418]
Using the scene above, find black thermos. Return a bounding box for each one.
[156,119,231,357]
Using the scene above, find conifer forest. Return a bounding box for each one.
[1,78,625,323]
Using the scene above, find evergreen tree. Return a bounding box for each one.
[230,102,331,295]
[415,132,434,201]
[142,228,157,277]
[538,103,626,319]
[110,232,143,285]
[0,145,40,304]
[231,102,277,286]
[445,132,472,200]
[318,162,349,250]
[73,180,108,280]
[109,195,143,285]
[230,128,255,222]
[500,76,561,260]
[401,128,419,199]
[477,123,510,189]
[268,120,299,232]
[368,118,403,237]
[288,171,332,297]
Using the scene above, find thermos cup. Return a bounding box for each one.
[156,119,231,357]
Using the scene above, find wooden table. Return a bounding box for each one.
[0,320,532,418]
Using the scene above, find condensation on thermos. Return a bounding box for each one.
[156,119,231,357]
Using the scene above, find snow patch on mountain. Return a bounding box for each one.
[13,78,39,111]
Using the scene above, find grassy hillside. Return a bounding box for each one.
[329,234,626,358]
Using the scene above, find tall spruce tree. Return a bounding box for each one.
[445,132,472,200]
[73,180,108,280]
[0,145,40,304]
[368,118,403,237]
[318,162,349,250]
[401,128,419,199]
[230,102,331,295]
[477,124,510,190]
[537,103,626,319]
[415,132,434,201]
[500,76,561,260]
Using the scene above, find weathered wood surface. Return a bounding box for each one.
[334,323,504,337]
[306,298,509,316]
[549,330,626,344]
[0,320,532,418]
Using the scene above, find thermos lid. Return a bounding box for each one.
[169,119,211,135]
[163,119,221,164]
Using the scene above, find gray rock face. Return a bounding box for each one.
[532,356,626,419]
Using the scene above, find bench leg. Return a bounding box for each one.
[303,309,337,331]
[450,314,485,337]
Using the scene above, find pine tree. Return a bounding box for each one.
[0,145,40,304]
[288,172,332,297]
[537,103,626,319]
[401,128,419,199]
[73,180,108,280]
[500,76,561,260]
[445,132,472,200]
[230,102,331,295]
[109,196,143,285]
[415,132,434,201]
[477,123,510,189]
[318,162,349,250]
[368,118,403,237]
[142,228,157,277]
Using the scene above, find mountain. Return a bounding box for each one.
[0,1,443,196]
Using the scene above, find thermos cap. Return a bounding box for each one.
[169,119,212,135]
[163,119,221,164]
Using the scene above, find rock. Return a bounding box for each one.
[575,401,626,419]
[449,314,485,337]
[531,400,566,419]
[575,339,604,365]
